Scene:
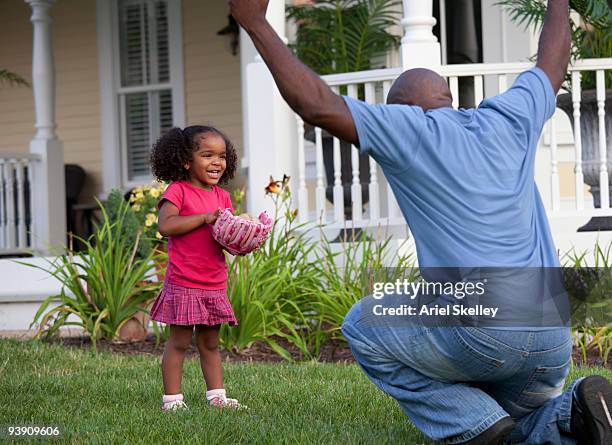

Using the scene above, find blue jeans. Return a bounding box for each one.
[341,296,580,444]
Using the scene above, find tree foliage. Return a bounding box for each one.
[497,0,611,87]
[287,0,402,75]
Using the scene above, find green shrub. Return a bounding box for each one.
[104,189,152,260]
[220,181,323,360]
[309,231,417,340]
[287,0,402,75]
[221,178,417,361]
[498,0,612,88]
[24,198,162,351]
[127,183,168,248]
[563,241,612,365]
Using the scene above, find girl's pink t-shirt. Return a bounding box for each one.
[158,181,233,290]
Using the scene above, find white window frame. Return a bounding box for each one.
[97,0,185,194]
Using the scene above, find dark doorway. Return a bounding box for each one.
[433,0,484,108]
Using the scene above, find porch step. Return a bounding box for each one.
[0,257,67,331]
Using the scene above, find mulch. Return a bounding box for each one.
[48,335,611,367]
[571,347,611,368]
[50,334,356,363]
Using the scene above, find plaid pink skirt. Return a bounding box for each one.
[150,281,237,326]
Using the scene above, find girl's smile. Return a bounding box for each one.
[186,133,227,189]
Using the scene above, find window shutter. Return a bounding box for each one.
[118,0,173,182]
[125,92,150,179]
[124,89,173,179]
[155,1,169,83]
[119,0,147,87]
[159,89,173,133]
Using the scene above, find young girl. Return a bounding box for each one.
[149,125,242,411]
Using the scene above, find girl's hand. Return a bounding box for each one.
[203,208,221,225]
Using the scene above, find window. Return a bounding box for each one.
[96,0,184,190]
[116,0,175,184]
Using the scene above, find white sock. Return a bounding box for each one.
[206,388,226,401]
[162,393,184,404]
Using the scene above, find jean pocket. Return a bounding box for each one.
[517,358,571,410]
[451,328,505,378]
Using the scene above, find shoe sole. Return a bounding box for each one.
[575,376,612,445]
[461,416,516,445]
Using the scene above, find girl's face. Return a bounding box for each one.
[185,132,227,189]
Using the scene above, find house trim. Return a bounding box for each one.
[96,0,185,195]
[97,0,121,195]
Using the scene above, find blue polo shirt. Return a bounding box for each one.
[343,67,559,269]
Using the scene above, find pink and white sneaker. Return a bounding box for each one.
[162,394,189,412]
[208,394,247,410]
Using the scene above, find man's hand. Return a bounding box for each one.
[229,0,268,33]
[227,0,358,145]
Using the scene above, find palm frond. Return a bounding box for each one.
[0,69,30,87]
[497,0,611,33]
[498,0,611,89]
[286,0,401,74]
[570,0,612,29]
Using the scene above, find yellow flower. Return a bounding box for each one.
[156,231,163,240]
[150,188,161,198]
[135,191,144,201]
[133,204,141,211]
[145,213,156,227]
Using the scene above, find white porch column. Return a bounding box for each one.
[26,0,66,254]
[400,0,441,70]
[241,0,298,215]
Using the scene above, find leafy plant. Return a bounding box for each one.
[0,69,29,87]
[309,229,417,339]
[220,178,322,360]
[287,0,402,75]
[563,241,612,365]
[127,182,168,247]
[23,198,162,352]
[497,0,612,88]
[151,319,170,346]
[221,176,418,361]
[105,189,153,260]
[231,187,246,215]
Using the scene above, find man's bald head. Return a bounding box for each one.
[386,68,453,111]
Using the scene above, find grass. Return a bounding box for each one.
[0,340,611,445]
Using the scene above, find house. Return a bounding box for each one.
[0,0,611,331]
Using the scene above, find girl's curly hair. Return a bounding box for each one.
[150,125,238,184]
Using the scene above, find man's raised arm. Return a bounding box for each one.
[536,0,571,94]
[229,0,358,145]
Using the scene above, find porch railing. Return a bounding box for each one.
[294,58,612,229]
[0,153,40,255]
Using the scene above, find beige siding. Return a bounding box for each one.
[182,0,244,190]
[1,0,245,201]
[0,0,102,202]
[0,1,34,154]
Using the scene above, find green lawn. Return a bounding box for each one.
[0,339,610,445]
